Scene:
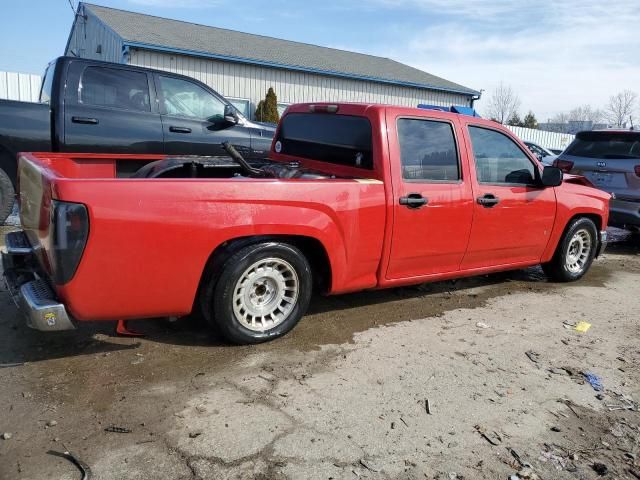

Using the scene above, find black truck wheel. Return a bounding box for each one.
[208,242,312,344]
[542,217,598,282]
[0,168,15,225]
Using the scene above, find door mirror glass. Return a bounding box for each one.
[541,166,563,187]
[223,104,238,125]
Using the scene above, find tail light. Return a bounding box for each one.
[635,165,640,177]
[553,159,574,173]
[50,200,89,284]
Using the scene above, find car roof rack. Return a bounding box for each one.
[417,104,481,117]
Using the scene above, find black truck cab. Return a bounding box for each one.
[0,56,276,221]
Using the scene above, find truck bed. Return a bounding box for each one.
[17,152,387,321]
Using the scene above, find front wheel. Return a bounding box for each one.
[542,217,598,282]
[209,242,312,344]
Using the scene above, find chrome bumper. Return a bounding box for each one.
[2,231,75,331]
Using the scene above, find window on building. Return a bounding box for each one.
[158,76,226,121]
[397,118,459,181]
[469,126,536,185]
[79,67,150,112]
[276,112,373,169]
[227,97,250,118]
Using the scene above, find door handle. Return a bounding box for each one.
[477,194,500,208]
[71,116,98,125]
[399,193,428,209]
[169,126,192,134]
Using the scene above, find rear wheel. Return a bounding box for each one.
[0,168,15,224]
[207,242,312,344]
[542,217,598,282]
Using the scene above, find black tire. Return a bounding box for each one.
[0,168,15,225]
[542,217,598,282]
[207,242,312,344]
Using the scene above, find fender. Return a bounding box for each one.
[541,184,609,263]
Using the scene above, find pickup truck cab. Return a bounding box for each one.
[0,56,275,222]
[3,103,609,344]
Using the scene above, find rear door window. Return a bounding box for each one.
[276,113,373,169]
[565,131,640,159]
[397,118,459,181]
[469,126,536,185]
[79,67,151,112]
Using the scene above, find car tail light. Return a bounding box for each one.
[635,165,640,177]
[553,159,574,173]
[50,200,89,284]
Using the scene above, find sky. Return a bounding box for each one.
[1,0,638,121]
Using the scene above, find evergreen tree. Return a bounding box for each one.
[522,111,538,129]
[506,112,523,126]
[255,87,280,123]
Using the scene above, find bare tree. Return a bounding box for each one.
[605,90,638,127]
[485,83,521,124]
[568,105,602,124]
[550,112,570,124]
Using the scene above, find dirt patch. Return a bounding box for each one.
[0,232,639,479]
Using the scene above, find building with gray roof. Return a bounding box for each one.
[66,3,479,119]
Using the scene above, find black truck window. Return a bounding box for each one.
[276,113,373,169]
[158,76,226,121]
[79,67,151,112]
[39,63,55,104]
[397,118,460,181]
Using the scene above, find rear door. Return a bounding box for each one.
[63,63,163,153]
[460,123,556,269]
[386,112,474,279]
[154,74,254,157]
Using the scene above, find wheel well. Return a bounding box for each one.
[569,213,602,232]
[195,235,332,317]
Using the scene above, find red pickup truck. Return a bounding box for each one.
[3,103,609,344]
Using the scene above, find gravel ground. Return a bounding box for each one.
[0,227,639,480]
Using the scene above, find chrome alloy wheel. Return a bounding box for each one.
[566,229,592,274]
[232,257,299,332]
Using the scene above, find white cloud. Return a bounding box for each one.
[369,0,640,120]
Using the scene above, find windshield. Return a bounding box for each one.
[565,131,640,159]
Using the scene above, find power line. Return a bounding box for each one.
[67,0,77,14]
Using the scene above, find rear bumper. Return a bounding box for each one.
[609,197,640,228]
[2,231,75,331]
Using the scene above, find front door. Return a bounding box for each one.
[155,74,253,157]
[461,124,556,269]
[386,114,474,279]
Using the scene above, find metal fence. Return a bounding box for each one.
[0,71,42,103]
[505,125,575,151]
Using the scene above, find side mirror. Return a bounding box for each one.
[224,104,238,125]
[541,166,563,187]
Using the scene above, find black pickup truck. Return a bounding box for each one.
[0,56,276,222]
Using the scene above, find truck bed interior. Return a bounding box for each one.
[21,153,341,181]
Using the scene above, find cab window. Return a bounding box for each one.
[397,118,460,181]
[79,67,150,112]
[469,126,536,185]
[158,76,225,122]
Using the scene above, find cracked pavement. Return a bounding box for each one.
[1,228,640,479]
